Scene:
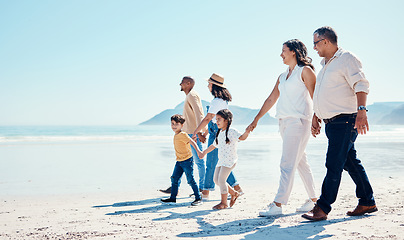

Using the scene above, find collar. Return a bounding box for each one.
[286,64,298,74]
[321,48,344,66]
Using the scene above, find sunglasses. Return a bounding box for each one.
[313,39,325,46]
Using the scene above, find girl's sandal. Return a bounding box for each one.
[230,191,240,207]
[213,203,228,210]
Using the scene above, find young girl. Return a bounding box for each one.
[198,109,250,210]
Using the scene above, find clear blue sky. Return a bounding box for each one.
[1,0,403,125]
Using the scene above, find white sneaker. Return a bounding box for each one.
[296,199,315,212]
[259,203,282,216]
[202,194,209,201]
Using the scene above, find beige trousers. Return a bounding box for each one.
[213,163,236,194]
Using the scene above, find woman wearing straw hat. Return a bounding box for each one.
[247,39,317,216]
[192,73,243,200]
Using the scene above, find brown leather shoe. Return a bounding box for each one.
[347,205,378,216]
[302,205,327,221]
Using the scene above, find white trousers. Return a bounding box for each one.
[274,118,316,205]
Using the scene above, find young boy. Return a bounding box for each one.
[161,114,203,206]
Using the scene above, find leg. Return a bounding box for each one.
[344,143,375,206]
[189,134,205,190]
[274,118,307,205]
[297,152,317,200]
[296,119,316,200]
[170,161,184,200]
[181,158,201,200]
[213,165,235,209]
[316,116,355,214]
[226,171,239,188]
[203,122,219,194]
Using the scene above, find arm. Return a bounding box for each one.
[354,92,369,135]
[238,129,251,141]
[302,66,316,99]
[189,94,208,142]
[247,78,280,132]
[199,144,217,159]
[189,138,202,156]
[192,113,215,140]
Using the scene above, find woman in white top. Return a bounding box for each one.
[247,39,317,216]
[192,73,243,200]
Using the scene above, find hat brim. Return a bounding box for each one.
[206,79,226,88]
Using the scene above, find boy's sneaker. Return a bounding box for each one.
[259,203,282,217]
[161,198,176,204]
[296,199,315,212]
[191,199,203,206]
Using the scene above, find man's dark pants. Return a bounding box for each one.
[317,114,375,214]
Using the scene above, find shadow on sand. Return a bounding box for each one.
[92,196,212,216]
[178,214,375,239]
[93,196,376,239]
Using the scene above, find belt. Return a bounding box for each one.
[323,113,356,124]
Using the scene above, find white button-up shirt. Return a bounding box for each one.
[313,48,370,120]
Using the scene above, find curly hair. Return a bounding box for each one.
[284,39,314,70]
[211,84,232,102]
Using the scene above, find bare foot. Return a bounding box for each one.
[230,191,240,207]
[213,203,228,210]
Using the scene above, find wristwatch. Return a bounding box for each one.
[358,105,368,112]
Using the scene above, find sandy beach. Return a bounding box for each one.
[1,125,404,239]
[1,173,403,240]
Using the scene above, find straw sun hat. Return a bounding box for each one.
[207,73,226,88]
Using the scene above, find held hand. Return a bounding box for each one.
[354,111,369,135]
[197,132,206,143]
[191,133,198,141]
[311,116,321,137]
[247,120,258,132]
[198,151,205,159]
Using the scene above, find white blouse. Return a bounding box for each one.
[212,128,242,168]
[276,65,313,120]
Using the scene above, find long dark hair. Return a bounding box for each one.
[211,84,232,102]
[215,109,233,145]
[284,39,314,70]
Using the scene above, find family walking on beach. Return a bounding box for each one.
[160,26,377,221]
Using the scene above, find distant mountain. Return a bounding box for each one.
[139,100,277,125]
[378,103,404,125]
[139,101,404,125]
[367,102,404,124]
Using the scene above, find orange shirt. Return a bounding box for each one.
[173,131,193,161]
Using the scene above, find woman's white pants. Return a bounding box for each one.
[274,118,316,205]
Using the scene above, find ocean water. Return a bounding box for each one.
[1,125,403,196]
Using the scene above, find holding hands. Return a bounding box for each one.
[246,119,258,133]
[311,114,322,137]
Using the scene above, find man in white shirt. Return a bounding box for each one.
[302,26,377,221]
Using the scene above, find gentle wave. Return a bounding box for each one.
[0,135,173,143]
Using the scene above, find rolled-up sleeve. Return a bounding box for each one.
[345,54,370,94]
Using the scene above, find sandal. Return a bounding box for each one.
[230,191,240,207]
[213,203,228,210]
